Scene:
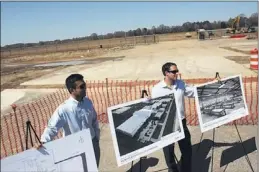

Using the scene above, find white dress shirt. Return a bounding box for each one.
[151,79,195,120]
[41,96,100,143]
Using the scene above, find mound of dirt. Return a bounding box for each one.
[224,56,250,64]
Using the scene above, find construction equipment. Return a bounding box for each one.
[197,29,206,40]
[226,16,241,34]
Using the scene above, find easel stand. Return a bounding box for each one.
[196,122,254,172]
[130,90,180,172]
[25,120,41,150]
[196,72,254,172]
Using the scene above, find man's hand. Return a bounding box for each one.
[213,79,219,82]
[143,96,152,103]
[177,73,182,80]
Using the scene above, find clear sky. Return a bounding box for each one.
[1,2,257,46]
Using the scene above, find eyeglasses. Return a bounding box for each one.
[168,70,179,74]
[79,84,86,89]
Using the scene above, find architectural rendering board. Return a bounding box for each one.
[107,93,184,166]
[1,129,98,172]
[194,75,249,133]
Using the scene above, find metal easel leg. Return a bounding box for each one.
[25,121,41,150]
[25,121,30,150]
[130,161,134,172]
[28,121,41,144]
[233,122,254,172]
[173,152,180,172]
[211,128,215,172]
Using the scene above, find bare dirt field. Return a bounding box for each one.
[1,37,257,111]
[1,32,195,58]
[1,66,66,91]
[19,38,258,86]
[1,46,130,90]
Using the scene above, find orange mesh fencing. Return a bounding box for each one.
[1,76,258,159]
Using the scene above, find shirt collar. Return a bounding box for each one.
[160,79,178,90]
[69,96,85,104]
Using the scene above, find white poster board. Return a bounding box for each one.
[107,93,185,166]
[194,75,249,133]
[1,129,98,172]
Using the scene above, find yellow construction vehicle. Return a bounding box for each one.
[226,16,240,34]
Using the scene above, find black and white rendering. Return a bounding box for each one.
[195,75,249,133]
[107,93,184,166]
[0,129,98,172]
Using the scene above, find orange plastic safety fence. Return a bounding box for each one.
[1,76,258,159]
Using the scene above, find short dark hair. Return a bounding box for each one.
[65,74,84,93]
[162,62,177,76]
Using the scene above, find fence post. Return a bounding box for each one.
[11,104,24,152]
[105,78,111,107]
[105,78,111,123]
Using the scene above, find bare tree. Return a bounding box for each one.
[90,33,98,40]
[249,13,258,26]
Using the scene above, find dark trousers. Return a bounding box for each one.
[92,137,100,167]
[163,119,192,172]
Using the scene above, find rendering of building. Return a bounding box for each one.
[116,109,152,137]
[197,76,246,123]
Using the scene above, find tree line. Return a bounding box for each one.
[2,13,258,50]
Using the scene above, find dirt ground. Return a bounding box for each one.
[1,66,67,91]
[1,31,257,90]
[18,38,258,86]
[224,56,251,64]
[1,37,257,111]
[1,46,131,90]
[1,38,257,90]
